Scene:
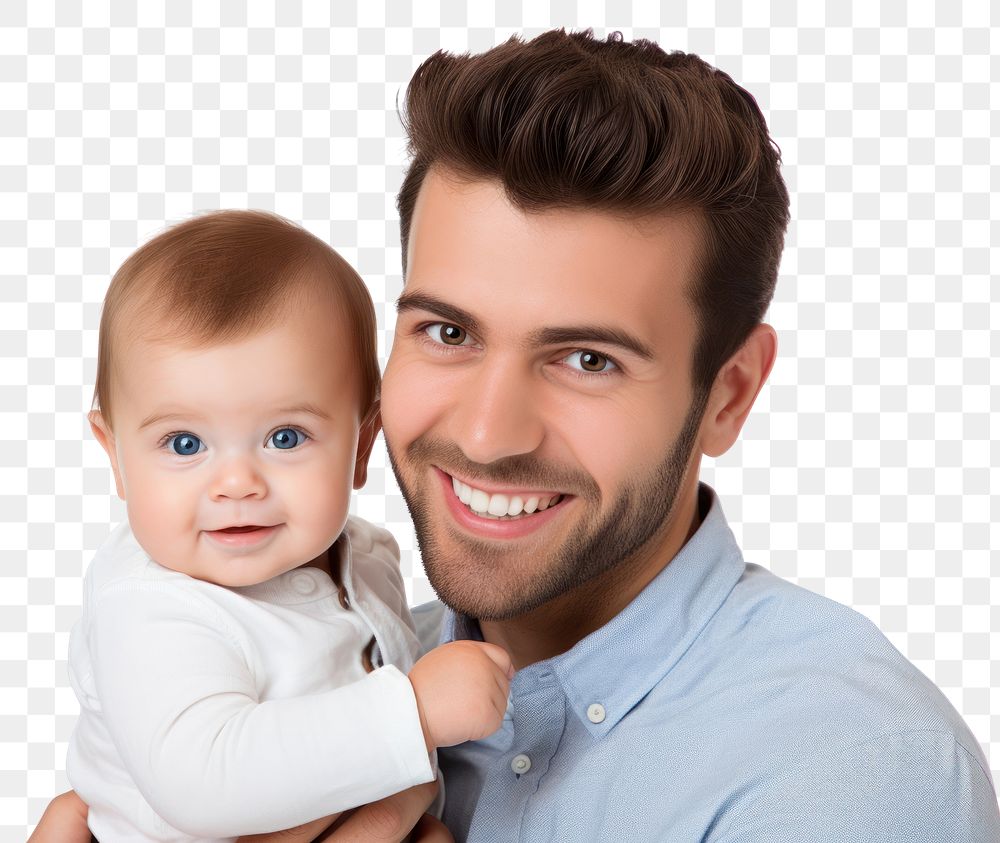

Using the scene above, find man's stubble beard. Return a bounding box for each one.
[386,388,710,621]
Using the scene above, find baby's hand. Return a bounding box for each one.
[408,641,514,750]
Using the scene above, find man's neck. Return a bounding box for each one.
[479,480,704,670]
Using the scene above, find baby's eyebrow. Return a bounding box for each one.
[274,403,332,422]
[137,404,331,431]
[138,411,199,431]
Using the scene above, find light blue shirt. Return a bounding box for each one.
[412,483,1000,841]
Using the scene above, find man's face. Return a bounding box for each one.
[90,294,372,587]
[382,168,709,620]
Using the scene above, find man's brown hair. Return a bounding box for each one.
[93,209,380,428]
[397,29,790,400]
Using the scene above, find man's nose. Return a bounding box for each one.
[446,355,546,465]
[209,454,267,501]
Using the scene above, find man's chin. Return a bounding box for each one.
[422,566,513,622]
[420,540,579,622]
[430,578,550,622]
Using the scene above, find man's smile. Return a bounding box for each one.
[448,472,565,518]
[434,467,572,538]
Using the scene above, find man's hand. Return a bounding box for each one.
[237,781,452,843]
[26,783,450,843]
[27,791,91,843]
[238,811,342,842]
[409,640,514,750]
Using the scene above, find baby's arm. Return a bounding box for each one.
[230,642,513,842]
[86,584,434,839]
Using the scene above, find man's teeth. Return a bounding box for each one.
[451,477,563,519]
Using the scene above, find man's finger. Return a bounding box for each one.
[237,811,340,843]
[411,812,454,842]
[319,781,438,843]
[27,791,92,843]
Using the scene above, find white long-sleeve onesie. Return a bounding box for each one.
[67,516,434,842]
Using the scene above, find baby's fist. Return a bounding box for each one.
[409,641,514,750]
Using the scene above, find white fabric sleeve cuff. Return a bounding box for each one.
[364,664,435,786]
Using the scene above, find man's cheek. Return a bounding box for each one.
[383,358,448,438]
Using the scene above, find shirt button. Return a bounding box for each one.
[291,571,317,596]
[587,703,606,724]
[511,754,531,774]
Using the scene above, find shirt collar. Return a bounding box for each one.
[440,482,747,733]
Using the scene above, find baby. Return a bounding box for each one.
[67,210,512,842]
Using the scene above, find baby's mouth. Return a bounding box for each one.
[203,524,281,547]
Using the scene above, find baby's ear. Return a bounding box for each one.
[352,402,382,490]
[88,410,126,500]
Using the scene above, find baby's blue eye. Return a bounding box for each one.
[168,433,203,456]
[268,428,306,450]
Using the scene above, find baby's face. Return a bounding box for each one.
[90,298,375,587]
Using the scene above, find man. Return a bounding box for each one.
[34,28,999,843]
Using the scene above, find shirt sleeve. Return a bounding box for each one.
[715,730,1000,843]
[344,517,422,671]
[87,581,434,838]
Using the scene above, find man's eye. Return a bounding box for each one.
[166,433,204,455]
[425,323,469,346]
[267,428,307,450]
[563,350,617,373]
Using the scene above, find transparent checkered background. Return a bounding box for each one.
[2,1,997,838]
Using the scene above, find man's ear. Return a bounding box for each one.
[700,324,778,459]
[88,410,126,500]
[353,401,382,490]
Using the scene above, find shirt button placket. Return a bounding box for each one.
[466,675,563,842]
[511,753,532,776]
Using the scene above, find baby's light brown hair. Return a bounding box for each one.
[93,209,380,431]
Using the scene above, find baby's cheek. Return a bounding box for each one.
[124,505,165,564]
[295,467,354,547]
[123,478,199,573]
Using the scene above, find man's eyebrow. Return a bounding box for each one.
[528,326,655,361]
[396,291,654,360]
[137,403,331,431]
[395,292,481,335]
